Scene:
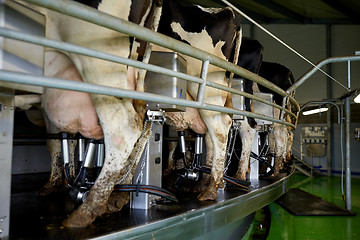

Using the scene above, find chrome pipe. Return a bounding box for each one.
[195,134,203,155]
[96,140,105,168]
[0,27,297,119]
[288,55,360,93]
[0,70,296,129]
[178,131,186,154]
[84,140,96,168]
[197,60,210,103]
[60,132,70,165]
[78,134,85,165]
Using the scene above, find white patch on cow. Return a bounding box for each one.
[170,22,226,75]
[98,1,132,20]
[196,5,224,14]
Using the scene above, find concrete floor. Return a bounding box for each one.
[266,174,360,240]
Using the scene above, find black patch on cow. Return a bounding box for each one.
[258,62,294,106]
[158,0,241,60]
[129,0,163,61]
[73,0,102,9]
[228,37,264,128]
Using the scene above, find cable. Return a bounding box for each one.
[114,184,178,203]
[200,166,250,191]
[220,0,349,91]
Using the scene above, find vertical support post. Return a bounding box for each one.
[326,24,333,176]
[196,60,210,103]
[0,89,15,238]
[345,61,351,211]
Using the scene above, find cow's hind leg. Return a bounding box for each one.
[62,98,143,228]
[38,139,64,195]
[273,123,288,176]
[235,119,256,181]
[106,125,150,213]
[197,111,232,201]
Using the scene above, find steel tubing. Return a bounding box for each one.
[0,70,296,128]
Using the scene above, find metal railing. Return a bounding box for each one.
[0,0,299,129]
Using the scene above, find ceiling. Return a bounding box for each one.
[183,0,360,24]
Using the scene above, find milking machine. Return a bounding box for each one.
[60,110,178,207]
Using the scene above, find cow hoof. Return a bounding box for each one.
[234,173,247,182]
[192,175,211,193]
[197,190,217,201]
[62,209,94,228]
[106,192,130,213]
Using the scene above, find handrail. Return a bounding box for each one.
[288,55,360,93]
[0,0,300,128]
[21,0,300,113]
[0,28,297,120]
[0,70,296,128]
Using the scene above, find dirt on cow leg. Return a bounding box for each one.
[191,173,211,193]
[62,186,109,228]
[106,191,130,213]
[197,177,218,201]
[38,142,68,196]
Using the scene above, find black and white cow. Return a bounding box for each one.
[156,0,242,201]
[15,0,162,227]
[227,39,296,181]
[16,0,242,227]
[257,61,295,175]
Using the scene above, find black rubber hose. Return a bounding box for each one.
[64,163,73,186]
[199,166,250,190]
[114,184,178,203]
[250,152,274,176]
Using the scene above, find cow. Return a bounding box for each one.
[38,51,104,196]
[256,61,295,176]
[230,38,264,181]
[155,0,242,201]
[15,0,242,227]
[14,0,163,227]
[227,42,296,181]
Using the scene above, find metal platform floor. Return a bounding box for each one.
[8,172,294,240]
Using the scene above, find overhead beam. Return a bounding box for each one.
[250,0,307,23]
[322,0,360,24]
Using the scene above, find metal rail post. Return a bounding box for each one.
[345,61,351,211]
[0,89,15,238]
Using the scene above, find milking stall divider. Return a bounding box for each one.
[0,0,358,239]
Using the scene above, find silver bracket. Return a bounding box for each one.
[0,89,15,239]
[130,111,164,209]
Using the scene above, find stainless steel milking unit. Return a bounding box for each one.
[130,51,187,209]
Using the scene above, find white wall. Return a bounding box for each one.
[242,24,360,105]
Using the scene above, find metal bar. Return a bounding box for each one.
[345,61,351,211]
[21,0,299,112]
[300,101,341,124]
[0,27,297,119]
[197,60,209,103]
[0,89,15,239]
[0,70,296,128]
[288,55,360,93]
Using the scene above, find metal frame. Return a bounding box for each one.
[0,0,302,238]
[0,88,14,238]
[291,56,360,211]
